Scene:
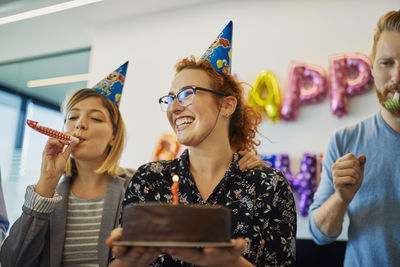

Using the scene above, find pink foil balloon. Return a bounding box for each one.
[281,63,328,121]
[329,53,373,117]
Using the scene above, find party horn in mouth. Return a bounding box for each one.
[26,120,79,143]
[383,92,400,111]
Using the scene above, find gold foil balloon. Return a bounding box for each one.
[248,71,281,122]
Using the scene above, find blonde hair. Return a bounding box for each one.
[61,88,125,178]
[372,10,400,60]
[175,57,262,153]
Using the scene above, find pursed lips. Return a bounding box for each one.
[72,135,86,143]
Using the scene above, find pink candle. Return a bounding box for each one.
[172,174,179,205]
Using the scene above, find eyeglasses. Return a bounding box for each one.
[158,86,228,112]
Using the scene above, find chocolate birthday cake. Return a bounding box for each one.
[120,203,232,245]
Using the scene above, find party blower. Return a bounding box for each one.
[384,92,400,112]
[26,119,80,143]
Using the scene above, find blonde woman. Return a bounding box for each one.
[1,62,133,267]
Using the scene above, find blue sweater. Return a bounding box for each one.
[309,112,400,267]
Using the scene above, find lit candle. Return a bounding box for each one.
[172,174,179,205]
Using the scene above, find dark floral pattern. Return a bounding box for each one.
[123,150,296,267]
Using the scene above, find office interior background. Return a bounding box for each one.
[0,0,397,265]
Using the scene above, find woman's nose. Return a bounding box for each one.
[75,118,87,130]
[168,97,184,113]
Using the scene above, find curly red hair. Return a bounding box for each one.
[175,57,262,153]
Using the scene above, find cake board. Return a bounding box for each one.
[113,240,234,248]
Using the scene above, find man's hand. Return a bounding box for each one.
[332,153,366,205]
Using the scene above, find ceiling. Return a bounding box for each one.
[0,0,219,23]
[0,0,222,106]
[0,49,90,106]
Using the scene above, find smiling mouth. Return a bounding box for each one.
[175,117,194,131]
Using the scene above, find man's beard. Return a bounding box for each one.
[375,83,400,117]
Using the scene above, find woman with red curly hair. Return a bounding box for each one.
[174,57,261,153]
[107,22,296,267]
[108,56,296,267]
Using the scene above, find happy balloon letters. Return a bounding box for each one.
[248,53,373,121]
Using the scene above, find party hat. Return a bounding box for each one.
[200,21,232,75]
[92,61,128,106]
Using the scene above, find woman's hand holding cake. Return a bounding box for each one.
[107,227,250,267]
[107,228,161,267]
[160,239,250,267]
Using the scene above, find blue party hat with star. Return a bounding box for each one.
[92,61,128,106]
[200,21,232,75]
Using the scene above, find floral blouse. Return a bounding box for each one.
[123,150,296,267]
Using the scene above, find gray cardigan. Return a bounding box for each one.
[0,168,135,267]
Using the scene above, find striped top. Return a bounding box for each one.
[61,192,105,267]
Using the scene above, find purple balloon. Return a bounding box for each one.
[274,153,317,216]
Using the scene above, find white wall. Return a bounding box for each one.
[89,0,397,239]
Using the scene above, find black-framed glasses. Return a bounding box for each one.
[158,86,228,112]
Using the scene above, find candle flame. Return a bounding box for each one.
[172,174,179,182]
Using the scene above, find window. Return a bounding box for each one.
[0,90,21,185]
[0,48,89,230]
[0,89,62,226]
